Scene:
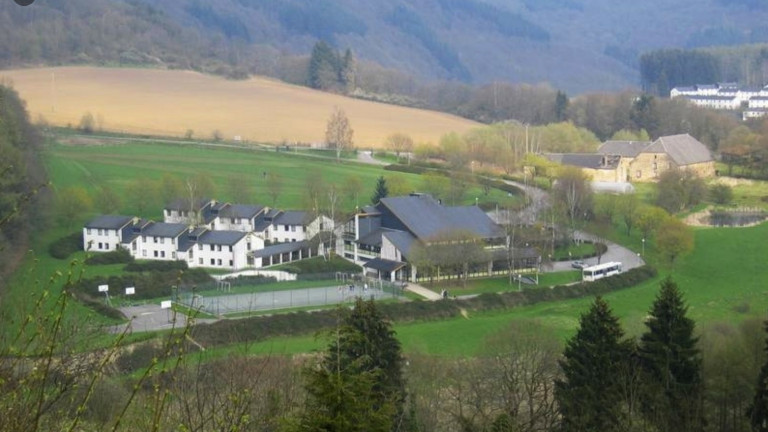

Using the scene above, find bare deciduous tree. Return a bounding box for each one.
[325,106,354,161]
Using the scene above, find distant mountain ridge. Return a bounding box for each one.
[1,0,767,93]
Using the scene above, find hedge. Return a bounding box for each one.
[124,260,188,272]
[49,232,83,259]
[191,266,657,347]
[71,268,213,303]
[85,249,133,265]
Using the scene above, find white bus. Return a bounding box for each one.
[582,262,622,281]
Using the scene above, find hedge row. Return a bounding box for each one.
[124,260,188,272]
[383,164,429,175]
[191,266,657,347]
[71,268,213,304]
[85,249,133,265]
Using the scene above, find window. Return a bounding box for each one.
[98,242,103,249]
[216,245,222,252]
[142,250,147,257]
[228,245,232,252]
[142,236,146,242]
[172,252,176,259]
[231,217,235,224]
[210,258,215,265]
[98,229,103,235]
[199,258,203,265]
[303,226,307,232]
[105,243,110,250]
[228,260,233,267]
[189,249,193,258]
[87,228,92,235]
[160,237,165,244]
[247,242,251,251]
[273,238,278,243]
[153,237,158,243]
[154,251,158,257]
[284,224,289,231]
[291,225,296,232]
[217,259,222,266]
[292,239,296,242]
[198,244,202,250]
[132,242,137,251]
[160,251,165,258]
[210,245,215,251]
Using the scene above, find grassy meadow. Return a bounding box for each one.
[0,66,480,147]
[227,221,768,357]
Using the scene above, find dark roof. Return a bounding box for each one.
[177,228,207,252]
[546,153,620,170]
[363,258,407,272]
[644,134,712,166]
[85,215,134,230]
[378,195,504,241]
[687,95,736,101]
[382,231,418,259]
[273,211,309,226]
[597,140,651,158]
[142,222,188,238]
[221,204,264,219]
[120,218,151,244]
[250,240,309,258]
[357,229,383,247]
[198,230,248,246]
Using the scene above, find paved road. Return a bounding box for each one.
[489,179,645,273]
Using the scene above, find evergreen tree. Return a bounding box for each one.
[299,298,407,431]
[340,48,357,93]
[748,320,768,431]
[308,40,341,91]
[371,176,389,204]
[638,277,703,431]
[555,296,628,432]
[554,90,569,122]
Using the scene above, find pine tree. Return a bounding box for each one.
[299,298,407,431]
[555,296,628,432]
[371,176,389,204]
[308,40,340,91]
[638,277,703,431]
[748,320,768,431]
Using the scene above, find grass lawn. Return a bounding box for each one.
[425,271,582,296]
[236,222,768,356]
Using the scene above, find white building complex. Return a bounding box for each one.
[83,199,331,271]
[670,82,768,120]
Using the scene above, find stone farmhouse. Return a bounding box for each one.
[670,82,768,120]
[340,194,539,282]
[546,134,715,183]
[83,199,332,271]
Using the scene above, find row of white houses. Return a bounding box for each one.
[83,199,331,271]
[670,82,768,120]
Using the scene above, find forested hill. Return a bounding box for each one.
[2,0,768,93]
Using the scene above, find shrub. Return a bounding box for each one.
[124,260,188,272]
[709,183,733,205]
[85,248,133,265]
[71,268,214,302]
[48,232,83,259]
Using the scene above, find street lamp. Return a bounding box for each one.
[642,237,645,257]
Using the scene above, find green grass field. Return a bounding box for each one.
[233,222,768,357]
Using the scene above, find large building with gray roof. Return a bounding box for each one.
[341,194,531,282]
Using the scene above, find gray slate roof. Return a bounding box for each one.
[121,218,151,244]
[250,241,309,258]
[198,230,248,246]
[644,134,712,166]
[273,211,309,226]
[379,195,504,241]
[363,258,407,272]
[597,140,651,158]
[85,215,134,230]
[142,222,188,238]
[382,230,418,259]
[221,204,264,219]
[165,198,212,212]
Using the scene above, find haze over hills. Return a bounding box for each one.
[1,0,767,94]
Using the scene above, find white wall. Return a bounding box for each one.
[83,227,122,252]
